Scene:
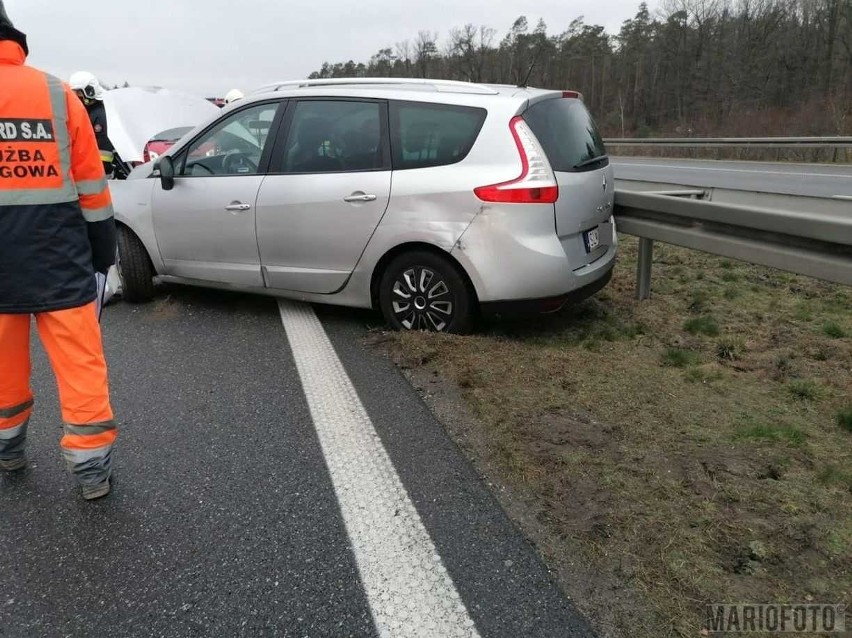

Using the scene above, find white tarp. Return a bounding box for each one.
[102,87,219,163]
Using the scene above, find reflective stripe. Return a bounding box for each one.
[0,422,27,440]
[0,190,79,206]
[63,420,117,437]
[81,204,114,222]
[45,75,78,201]
[75,176,108,195]
[0,399,33,419]
[65,446,113,486]
[62,444,113,464]
[99,150,115,163]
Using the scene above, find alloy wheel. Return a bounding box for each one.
[390,266,454,331]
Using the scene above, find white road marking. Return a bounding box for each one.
[278,300,480,638]
[613,161,851,180]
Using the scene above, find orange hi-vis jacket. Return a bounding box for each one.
[0,40,115,314]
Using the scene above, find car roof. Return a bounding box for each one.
[241,78,562,109]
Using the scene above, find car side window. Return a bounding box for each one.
[390,102,486,170]
[279,101,384,174]
[180,103,278,177]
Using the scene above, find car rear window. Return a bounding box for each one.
[390,102,486,170]
[523,98,607,172]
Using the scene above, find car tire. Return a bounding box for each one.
[379,250,475,334]
[116,225,155,303]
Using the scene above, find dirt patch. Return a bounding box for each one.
[148,294,182,320]
[368,237,852,637]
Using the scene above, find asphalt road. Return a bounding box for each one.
[612,157,852,199]
[0,287,594,638]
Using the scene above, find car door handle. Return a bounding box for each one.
[224,203,252,212]
[343,193,377,203]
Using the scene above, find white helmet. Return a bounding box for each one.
[69,71,104,101]
[224,88,244,104]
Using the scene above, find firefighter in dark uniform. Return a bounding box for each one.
[69,71,115,176]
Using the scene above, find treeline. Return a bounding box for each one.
[309,0,852,137]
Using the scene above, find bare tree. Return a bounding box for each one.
[447,24,497,82]
[414,31,439,78]
[395,40,413,76]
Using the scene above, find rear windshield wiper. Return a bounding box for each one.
[573,155,608,170]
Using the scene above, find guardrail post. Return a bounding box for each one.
[637,238,654,300]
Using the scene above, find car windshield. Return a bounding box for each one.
[219,117,268,151]
[180,103,278,176]
[188,113,270,161]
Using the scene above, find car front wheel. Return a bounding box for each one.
[116,225,155,302]
[378,250,474,333]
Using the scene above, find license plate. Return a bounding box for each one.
[584,228,600,252]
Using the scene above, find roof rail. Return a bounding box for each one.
[251,77,500,95]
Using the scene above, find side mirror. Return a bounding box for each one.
[156,156,176,191]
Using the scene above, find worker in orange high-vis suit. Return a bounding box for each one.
[0,2,118,500]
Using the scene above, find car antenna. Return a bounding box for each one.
[518,45,545,88]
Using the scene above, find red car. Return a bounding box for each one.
[142,126,194,163]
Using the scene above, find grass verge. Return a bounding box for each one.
[373,236,852,637]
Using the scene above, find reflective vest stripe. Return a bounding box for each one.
[0,186,78,206]
[99,150,115,163]
[45,74,78,201]
[81,203,113,223]
[75,176,108,195]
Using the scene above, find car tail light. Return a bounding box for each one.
[562,90,582,99]
[474,116,558,204]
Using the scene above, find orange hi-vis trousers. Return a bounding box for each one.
[0,302,117,485]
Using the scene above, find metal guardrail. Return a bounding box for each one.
[613,190,852,299]
[605,136,852,148]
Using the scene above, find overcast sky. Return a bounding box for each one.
[7,0,647,97]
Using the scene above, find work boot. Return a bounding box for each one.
[81,478,111,501]
[0,456,26,472]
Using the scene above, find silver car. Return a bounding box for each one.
[113,78,616,332]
